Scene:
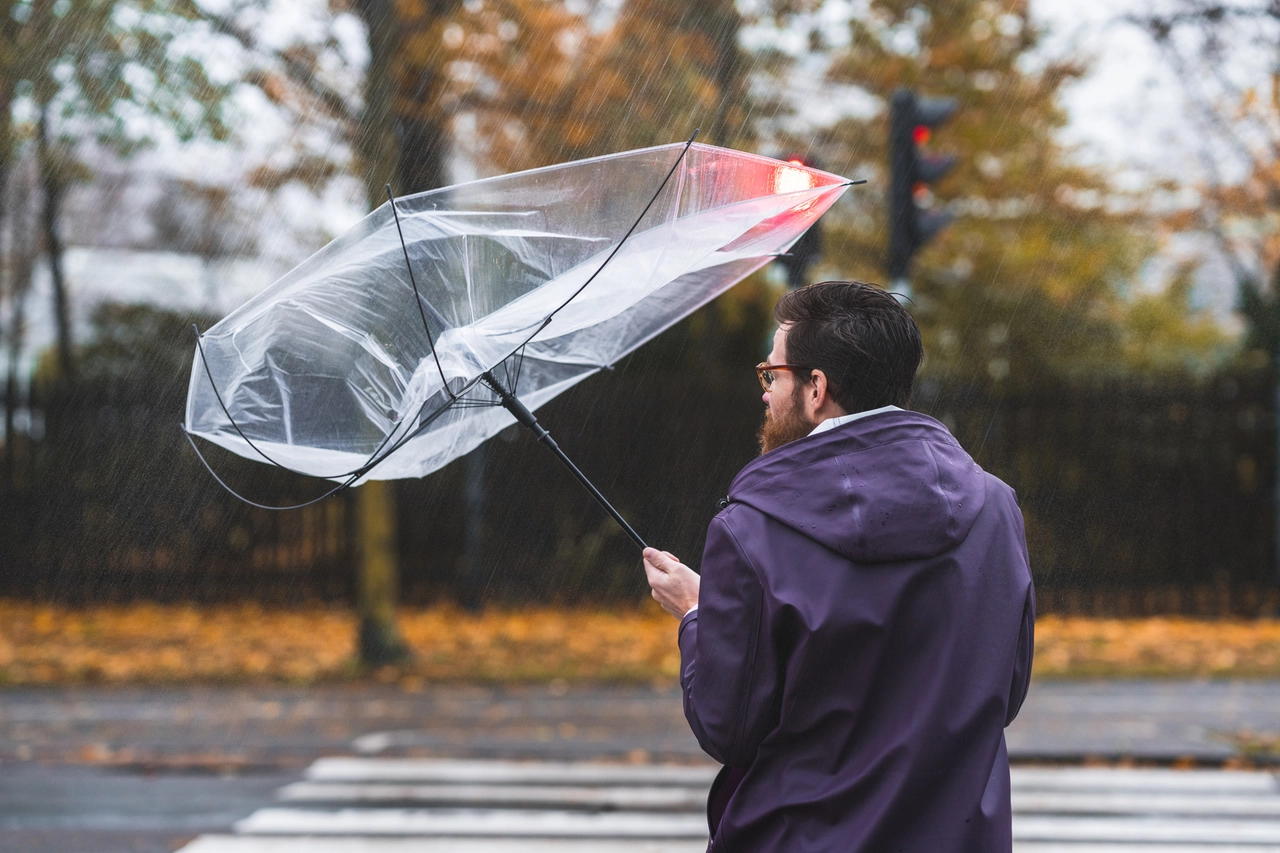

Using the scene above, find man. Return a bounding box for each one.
[644,281,1034,852]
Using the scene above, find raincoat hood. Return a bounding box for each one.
[728,408,985,563]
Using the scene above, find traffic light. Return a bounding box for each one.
[887,88,958,284]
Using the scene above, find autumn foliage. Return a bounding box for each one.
[0,600,682,685]
[1032,615,1280,678]
[3,600,1280,685]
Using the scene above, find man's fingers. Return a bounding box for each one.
[643,547,685,574]
[643,548,672,573]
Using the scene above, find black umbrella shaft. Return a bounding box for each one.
[481,372,648,552]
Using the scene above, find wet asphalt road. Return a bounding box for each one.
[0,683,697,852]
[0,683,700,768]
[3,680,1280,852]
[0,763,294,853]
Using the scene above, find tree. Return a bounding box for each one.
[1126,2,1280,361]
[194,0,469,664]
[352,0,464,665]
[784,0,1227,383]
[0,0,233,381]
[205,0,470,663]
[440,0,760,371]
[440,0,749,173]
[148,178,254,307]
[1,146,38,486]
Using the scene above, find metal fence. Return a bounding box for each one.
[917,372,1277,616]
[1,335,1275,614]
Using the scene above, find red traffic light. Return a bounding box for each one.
[913,125,931,146]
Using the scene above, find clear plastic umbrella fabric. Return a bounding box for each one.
[184,142,852,482]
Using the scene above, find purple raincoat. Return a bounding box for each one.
[679,409,1034,852]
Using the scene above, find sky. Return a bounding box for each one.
[1035,0,1202,180]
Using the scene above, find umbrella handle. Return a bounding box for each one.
[481,372,648,552]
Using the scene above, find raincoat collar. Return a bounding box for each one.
[809,404,901,436]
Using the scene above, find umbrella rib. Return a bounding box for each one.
[368,137,694,540]
[189,324,421,481]
[385,183,456,401]
[512,344,526,395]
[182,427,361,510]
[182,389,461,511]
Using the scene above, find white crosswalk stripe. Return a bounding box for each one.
[177,759,1280,852]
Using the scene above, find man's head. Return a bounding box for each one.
[758,280,923,454]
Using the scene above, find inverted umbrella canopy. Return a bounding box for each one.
[185,142,853,492]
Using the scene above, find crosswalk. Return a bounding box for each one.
[177,758,1280,852]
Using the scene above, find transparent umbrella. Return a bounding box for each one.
[184,139,858,546]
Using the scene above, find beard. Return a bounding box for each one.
[758,384,815,455]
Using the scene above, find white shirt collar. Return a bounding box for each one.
[809,405,901,436]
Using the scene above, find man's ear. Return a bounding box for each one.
[807,369,829,413]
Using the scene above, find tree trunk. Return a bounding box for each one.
[681,0,742,357]
[353,0,399,209]
[684,0,742,147]
[393,0,458,195]
[2,363,14,488]
[397,111,449,193]
[459,445,486,610]
[393,4,461,612]
[357,477,409,664]
[5,286,28,491]
[38,104,73,382]
[348,0,463,664]
[0,106,11,487]
[348,0,410,667]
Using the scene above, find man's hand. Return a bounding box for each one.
[643,547,700,619]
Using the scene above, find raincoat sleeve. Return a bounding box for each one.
[1005,582,1036,725]
[1005,498,1035,726]
[678,512,778,767]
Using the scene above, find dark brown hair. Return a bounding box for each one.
[774,280,923,413]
